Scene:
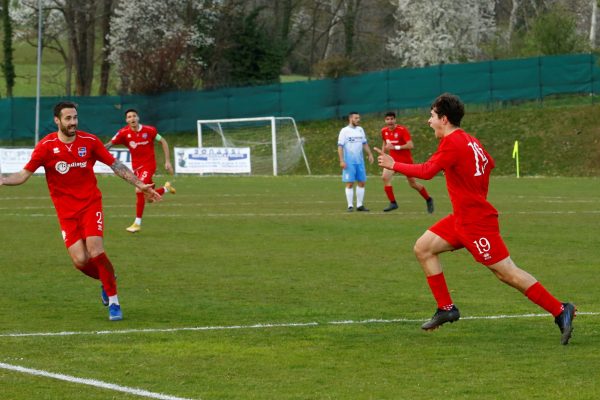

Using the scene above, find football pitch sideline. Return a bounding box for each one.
[0,175,599,399]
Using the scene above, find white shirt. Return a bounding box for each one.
[338,125,367,165]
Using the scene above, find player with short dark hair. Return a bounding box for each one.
[0,101,161,321]
[380,111,433,213]
[338,112,374,211]
[374,93,576,345]
[106,108,175,233]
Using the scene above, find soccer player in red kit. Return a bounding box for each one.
[374,93,576,345]
[106,109,175,233]
[380,111,433,213]
[0,102,161,321]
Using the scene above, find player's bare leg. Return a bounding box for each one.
[407,176,434,214]
[413,230,460,330]
[382,168,398,212]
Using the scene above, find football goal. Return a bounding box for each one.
[196,117,311,176]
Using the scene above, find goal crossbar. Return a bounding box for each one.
[196,116,311,176]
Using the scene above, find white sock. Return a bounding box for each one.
[135,218,142,225]
[164,185,169,193]
[108,295,119,306]
[356,186,365,207]
[345,187,354,207]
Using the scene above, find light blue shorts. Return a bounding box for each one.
[342,163,367,183]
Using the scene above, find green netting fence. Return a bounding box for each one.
[1,53,599,141]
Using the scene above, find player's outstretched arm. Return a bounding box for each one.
[110,159,162,202]
[159,138,173,174]
[104,141,113,150]
[0,169,33,186]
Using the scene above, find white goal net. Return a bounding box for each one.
[196,117,311,176]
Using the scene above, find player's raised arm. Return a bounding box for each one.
[0,169,34,186]
[110,159,162,202]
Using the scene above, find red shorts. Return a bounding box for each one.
[134,167,156,185]
[429,214,509,266]
[58,201,104,248]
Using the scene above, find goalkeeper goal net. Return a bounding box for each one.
[196,117,311,176]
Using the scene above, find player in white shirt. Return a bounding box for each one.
[337,112,374,211]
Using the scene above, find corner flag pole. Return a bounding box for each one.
[512,140,520,178]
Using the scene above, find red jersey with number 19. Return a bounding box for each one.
[24,131,116,219]
[428,129,498,225]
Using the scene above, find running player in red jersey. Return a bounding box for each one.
[380,111,433,213]
[0,102,161,321]
[106,109,175,233]
[374,93,576,345]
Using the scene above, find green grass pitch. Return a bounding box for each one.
[0,175,599,399]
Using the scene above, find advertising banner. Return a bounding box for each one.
[0,148,132,174]
[175,147,251,174]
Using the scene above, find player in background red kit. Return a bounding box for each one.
[106,109,175,233]
[380,111,433,213]
[374,93,576,345]
[0,102,161,321]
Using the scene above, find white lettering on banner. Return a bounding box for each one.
[0,148,132,174]
[174,147,251,174]
[0,148,43,174]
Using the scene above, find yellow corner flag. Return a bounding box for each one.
[512,140,520,178]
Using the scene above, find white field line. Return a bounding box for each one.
[2,210,600,219]
[1,312,597,339]
[0,362,197,400]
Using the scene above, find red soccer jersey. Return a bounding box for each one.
[111,124,158,171]
[381,124,414,163]
[24,131,116,219]
[428,129,498,225]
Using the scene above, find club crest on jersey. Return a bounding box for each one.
[78,147,87,157]
[142,133,148,139]
[53,147,60,154]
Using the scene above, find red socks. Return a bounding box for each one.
[89,253,118,297]
[525,282,564,317]
[419,187,430,201]
[384,185,395,202]
[76,261,99,279]
[426,273,454,310]
[155,187,165,196]
[136,192,145,218]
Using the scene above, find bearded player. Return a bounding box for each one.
[0,101,161,321]
[106,108,175,233]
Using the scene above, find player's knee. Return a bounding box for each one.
[413,239,430,261]
[71,254,88,268]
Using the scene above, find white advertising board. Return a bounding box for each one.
[0,148,132,174]
[174,147,251,174]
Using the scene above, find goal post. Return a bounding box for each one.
[196,116,311,176]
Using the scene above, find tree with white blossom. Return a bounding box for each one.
[108,0,215,94]
[386,0,496,67]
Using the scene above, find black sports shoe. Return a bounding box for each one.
[347,206,354,212]
[555,302,576,345]
[383,202,398,212]
[426,197,434,214]
[421,305,460,330]
[356,205,370,212]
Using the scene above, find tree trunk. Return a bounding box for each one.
[64,0,96,96]
[1,0,15,97]
[591,0,597,49]
[99,0,113,95]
